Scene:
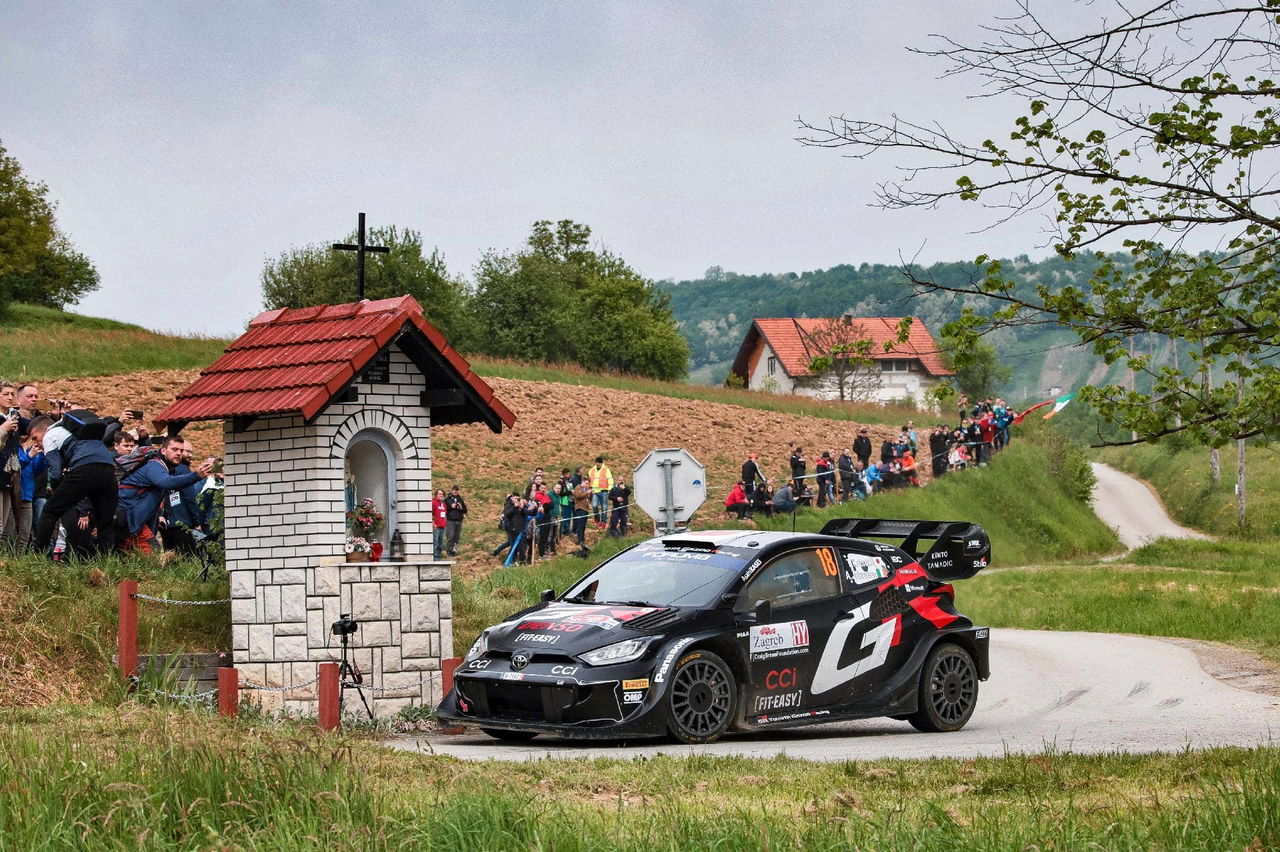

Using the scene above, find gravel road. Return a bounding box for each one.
[386,464,1272,761]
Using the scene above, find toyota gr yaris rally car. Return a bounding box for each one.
[437,517,992,744]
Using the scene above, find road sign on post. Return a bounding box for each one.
[633,448,707,535]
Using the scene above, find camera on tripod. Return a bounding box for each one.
[331,614,358,637]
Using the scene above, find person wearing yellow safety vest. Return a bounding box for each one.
[587,456,613,529]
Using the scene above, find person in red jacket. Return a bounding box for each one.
[724,481,750,520]
[431,488,448,560]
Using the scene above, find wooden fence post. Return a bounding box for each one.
[318,662,340,731]
[218,666,239,718]
[118,580,138,683]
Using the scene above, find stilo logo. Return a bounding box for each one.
[511,652,529,670]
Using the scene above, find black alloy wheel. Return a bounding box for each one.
[908,643,978,733]
[481,727,539,742]
[666,650,736,744]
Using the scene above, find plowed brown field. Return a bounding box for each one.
[42,370,930,576]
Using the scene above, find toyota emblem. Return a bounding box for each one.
[511,652,529,670]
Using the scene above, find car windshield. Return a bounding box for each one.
[563,542,750,608]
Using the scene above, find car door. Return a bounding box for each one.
[803,542,908,707]
[737,546,845,718]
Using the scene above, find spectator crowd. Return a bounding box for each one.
[0,381,224,561]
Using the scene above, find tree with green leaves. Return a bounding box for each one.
[799,316,881,401]
[260,225,470,343]
[0,140,99,312]
[471,219,689,380]
[941,337,1012,402]
[799,1,1280,453]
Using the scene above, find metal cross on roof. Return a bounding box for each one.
[332,212,391,300]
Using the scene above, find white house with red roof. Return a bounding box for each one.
[729,315,953,405]
[156,295,514,717]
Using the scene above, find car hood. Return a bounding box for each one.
[487,601,685,655]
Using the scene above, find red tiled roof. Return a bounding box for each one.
[736,317,953,379]
[155,295,515,431]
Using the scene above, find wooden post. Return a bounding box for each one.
[442,657,462,697]
[118,580,138,682]
[217,667,239,718]
[318,662,340,731]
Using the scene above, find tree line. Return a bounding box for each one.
[261,218,690,382]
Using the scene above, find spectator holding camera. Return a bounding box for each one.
[117,435,212,554]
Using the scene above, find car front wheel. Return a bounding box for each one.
[908,643,978,733]
[666,650,736,744]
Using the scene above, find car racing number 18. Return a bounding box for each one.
[742,546,900,719]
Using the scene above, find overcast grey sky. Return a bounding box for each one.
[2,2,1080,335]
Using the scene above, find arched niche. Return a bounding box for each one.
[343,428,399,550]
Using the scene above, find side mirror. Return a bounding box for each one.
[540,589,556,603]
[754,599,772,625]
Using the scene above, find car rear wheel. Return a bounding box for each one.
[481,727,539,742]
[666,650,736,744]
[908,643,978,733]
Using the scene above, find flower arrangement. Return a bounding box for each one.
[347,497,386,539]
[344,536,373,554]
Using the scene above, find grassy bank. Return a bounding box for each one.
[2,705,1278,850]
[1098,441,1280,537]
[965,537,1280,663]
[0,303,230,380]
[0,550,228,707]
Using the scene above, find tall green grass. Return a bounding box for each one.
[966,537,1280,663]
[0,303,230,380]
[1099,440,1280,537]
[1,711,1278,850]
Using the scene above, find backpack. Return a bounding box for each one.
[116,447,164,486]
[62,409,107,442]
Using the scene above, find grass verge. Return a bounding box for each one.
[2,705,1278,850]
[0,303,230,380]
[1098,441,1280,537]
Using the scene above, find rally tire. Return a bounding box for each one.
[666,650,736,744]
[481,728,539,742]
[908,643,978,733]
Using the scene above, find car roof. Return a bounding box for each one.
[657,530,826,549]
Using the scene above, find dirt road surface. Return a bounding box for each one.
[389,464,1271,761]
[390,629,1278,762]
[1089,462,1211,551]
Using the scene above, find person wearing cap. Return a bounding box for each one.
[853,429,872,468]
[724,481,750,520]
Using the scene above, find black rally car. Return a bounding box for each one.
[438,518,992,744]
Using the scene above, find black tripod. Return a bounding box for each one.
[332,616,374,720]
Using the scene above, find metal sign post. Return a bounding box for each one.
[633,448,707,536]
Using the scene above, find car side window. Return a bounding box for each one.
[740,548,842,610]
[838,546,896,588]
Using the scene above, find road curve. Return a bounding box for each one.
[1089,462,1211,551]
[387,466,1261,761]
[389,629,1277,761]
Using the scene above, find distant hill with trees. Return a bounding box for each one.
[657,253,1139,400]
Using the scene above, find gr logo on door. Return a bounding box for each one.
[765,668,798,690]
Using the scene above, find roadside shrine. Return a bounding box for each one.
[155,296,515,717]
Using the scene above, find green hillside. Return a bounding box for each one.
[0,303,231,380]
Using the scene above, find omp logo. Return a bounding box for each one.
[809,603,897,695]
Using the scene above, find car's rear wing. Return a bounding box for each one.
[818,517,991,581]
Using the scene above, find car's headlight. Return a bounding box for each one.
[465,631,489,662]
[580,637,653,666]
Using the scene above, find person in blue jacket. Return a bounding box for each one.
[160,439,209,555]
[118,435,212,554]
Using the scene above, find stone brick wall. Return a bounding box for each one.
[223,348,451,716]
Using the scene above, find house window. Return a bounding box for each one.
[343,429,398,551]
[767,356,777,376]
